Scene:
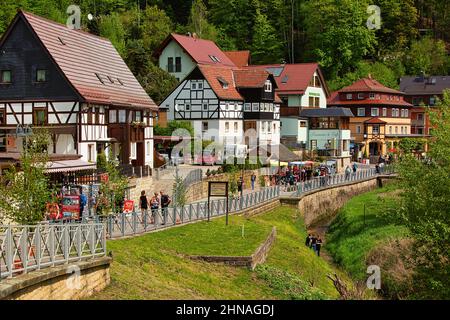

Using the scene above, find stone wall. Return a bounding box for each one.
[188,226,277,270]
[0,257,111,300]
[280,176,395,227]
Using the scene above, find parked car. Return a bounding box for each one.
[194,150,217,165]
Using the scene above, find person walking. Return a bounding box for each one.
[305,233,312,247]
[310,234,317,251]
[238,176,244,195]
[79,190,87,219]
[150,193,160,224]
[251,174,256,191]
[316,237,323,257]
[352,162,358,173]
[139,190,148,220]
[345,165,351,181]
[160,191,171,225]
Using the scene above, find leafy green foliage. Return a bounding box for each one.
[100,154,128,214]
[255,265,326,300]
[0,130,52,224]
[172,173,187,207]
[393,90,450,299]
[404,37,450,76]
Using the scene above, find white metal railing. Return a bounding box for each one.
[293,165,395,196]
[0,223,106,279]
[104,185,281,239]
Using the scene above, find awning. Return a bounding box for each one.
[45,159,97,173]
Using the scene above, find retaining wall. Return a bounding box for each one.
[0,257,112,300]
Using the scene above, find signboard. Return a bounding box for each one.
[208,182,228,197]
[123,200,134,213]
[207,181,229,225]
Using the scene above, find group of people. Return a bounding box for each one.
[305,233,323,257]
[139,190,171,224]
[344,162,359,180]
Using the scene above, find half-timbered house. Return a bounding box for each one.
[160,64,281,148]
[0,11,157,170]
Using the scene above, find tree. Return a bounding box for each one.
[251,9,283,64]
[405,37,449,76]
[186,0,217,41]
[98,12,126,56]
[394,90,450,299]
[328,61,400,91]
[302,0,377,78]
[136,61,178,105]
[0,130,52,225]
[374,0,418,53]
[172,173,186,207]
[100,153,128,214]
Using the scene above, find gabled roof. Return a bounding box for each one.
[154,33,236,67]
[364,117,387,124]
[198,65,243,101]
[1,11,157,110]
[224,50,250,67]
[245,63,330,97]
[400,76,450,95]
[233,68,275,89]
[300,107,354,118]
[339,77,401,94]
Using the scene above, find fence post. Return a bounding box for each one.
[173,207,177,226]
[49,226,55,266]
[121,213,125,237]
[64,225,70,263]
[77,225,82,259]
[90,223,96,256]
[35,226,41,270]
[6,226,13,278]
[132,209,137,234]
[189,204,193,221]
[20,226,28,274]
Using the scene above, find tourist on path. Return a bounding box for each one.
[80,190,87,219]
[139,190,148,220]
[345,165,352,181]
[251,174,256,190]
[305,234,312,247]
[310,235,317,251]
[150,193,160,224]
[316,237,323,256]
[160,191,171,225]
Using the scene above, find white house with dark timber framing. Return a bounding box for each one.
[0,10,158,171]
[160,64,281,148]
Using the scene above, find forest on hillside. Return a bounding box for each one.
[0,0,449,103]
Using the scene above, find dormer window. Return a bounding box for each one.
[264,80,272,92]
[369,93,375,100]
[36,69,47,82]
[0,70,12,84]
[346,93,352,100]
[217,77,228,89]
[358,93,364,99]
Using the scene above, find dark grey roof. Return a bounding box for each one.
[400,76,450,95]
[299,107,354,118]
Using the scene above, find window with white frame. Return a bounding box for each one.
[244,103,251,111]
[191,82,197,90]
[268,121,272,133]
[234,122,238,132]
[371,108,379,117]
[203,102,208,110]
[225,122,229,132]
[118,110,126,123]
[130,142,137,160]
[252,103,259,112]
[346,93,353,100]
[198,82,203,90]
[357,108,365,116]
[395,126,398,134]
[146,142,151,156]
[372,125,379,134]
[185,103,191,111]
[382,108,387,117]
[369,93,375,100]
[405,109,409,118]
[264,80,272,92]
[389,126,392,134]
[109,109,116,123]
[202,121,208,132]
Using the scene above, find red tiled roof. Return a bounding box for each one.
[246,63,329,96]
[339,78,402,94]
[365,117,387,124]
[19,11,157,110]
[233,68,270,88]
[224,50,250,67]
[198,65,243,101]
[155,33,236,67]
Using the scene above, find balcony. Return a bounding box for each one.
[280,107,300,117]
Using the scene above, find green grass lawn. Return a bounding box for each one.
[91,206,344,300]
[326,184,409,281]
